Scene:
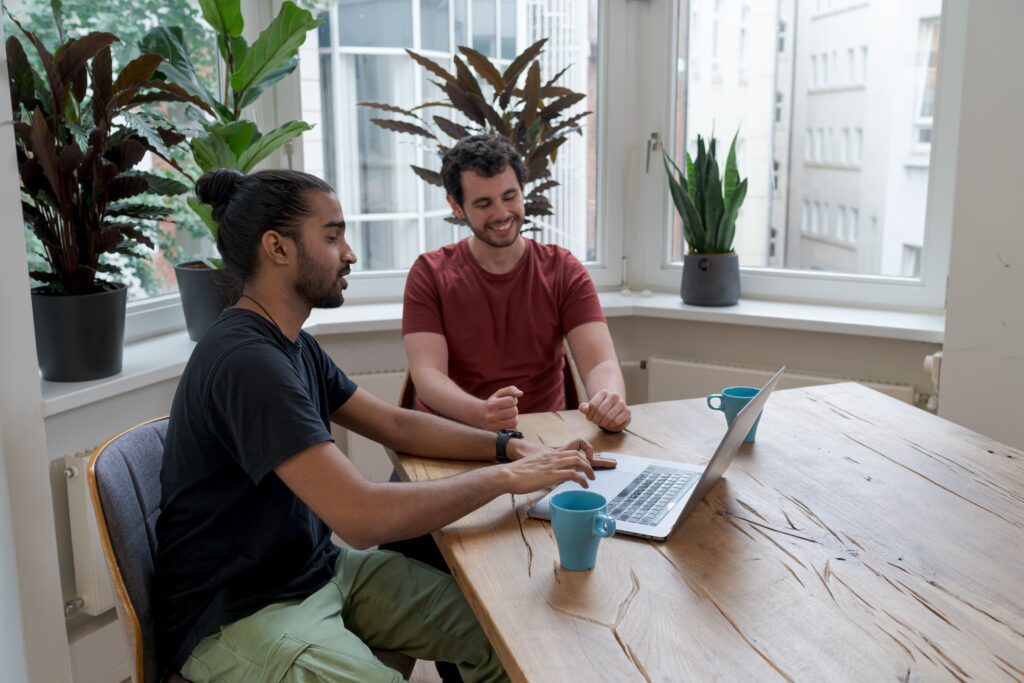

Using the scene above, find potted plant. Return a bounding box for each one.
[139,0,320,340]
[360,38,591,229]
[7,9,204,381]
[664,132,748,306]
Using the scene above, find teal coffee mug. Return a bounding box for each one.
[550,490,616,571]
[707,386,763,443]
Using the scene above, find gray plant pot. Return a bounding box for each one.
[31,283,127,382]
[175,261,235,341]
[681,252,741,306]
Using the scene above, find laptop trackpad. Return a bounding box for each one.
[528,468,639,519]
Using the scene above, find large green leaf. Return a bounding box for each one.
[230,2,319,106]
[211,120,259,157]
[191,131,239,170]
[139,27,224,116]
[198,0,244,37]
[234,56,298,110]
[187,196,219,239]
[716,178,746,253]
[722,131,741,213]
[701,139,725,253]
[664,153,705,251]
[237,120,312,171]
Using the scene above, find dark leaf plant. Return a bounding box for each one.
[6,6,207,295]
[139,0,321,248]
[664,132,748,254]
[360,38,591,226]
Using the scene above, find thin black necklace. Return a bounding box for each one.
[239,293,280,331]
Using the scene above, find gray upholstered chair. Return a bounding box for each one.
[87,417,416,682]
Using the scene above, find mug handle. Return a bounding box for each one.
[593,514,616,538]
[707,394,724,411]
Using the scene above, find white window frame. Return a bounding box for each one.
[265,0,623,302]
[634,0,966,312]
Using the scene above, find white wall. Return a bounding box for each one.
[0,426,29,683]
[0,21,75,682]
[939,0,1024,449]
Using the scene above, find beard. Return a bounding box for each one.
[295,244,348,309]
[465,211,523,248]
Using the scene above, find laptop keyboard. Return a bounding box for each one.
[607,466,699,527]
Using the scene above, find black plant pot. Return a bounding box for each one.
[681,252,741,306]
[175,261,235,341]
[31,283,127,382]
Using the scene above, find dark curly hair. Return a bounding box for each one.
[194,169,334,285]
[440,134,527,206]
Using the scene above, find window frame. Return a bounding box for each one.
[636,0,966,312]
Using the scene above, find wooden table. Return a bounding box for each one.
[390,383,1024,681]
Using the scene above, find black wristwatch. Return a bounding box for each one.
[495,429,524,463]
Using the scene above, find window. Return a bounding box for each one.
[841,128,850,163]
[836,205,846,240]
[810,55,818,87]
[8,0,216,305]
[860,45,868,81]
[849,208,859,241]
[778,20,786,53]
[914,18,941,150]
[304,0,601,276]
[711,0,721,75]
[821,52,829,86]
[846,47,855,84]
[902,244,922,277]
[738,5,749,80]
[805,129,813,161]
[775,91,784,123]
[853,127,863,164]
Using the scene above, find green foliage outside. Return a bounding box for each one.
[4,0,216,297]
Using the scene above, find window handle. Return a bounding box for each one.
[645,132,662,173]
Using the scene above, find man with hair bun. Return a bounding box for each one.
[155,168,600,683]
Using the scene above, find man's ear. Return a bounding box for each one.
[260,230,293,265]
[446,194,465,219]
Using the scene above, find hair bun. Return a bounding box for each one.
[195,169,245,221]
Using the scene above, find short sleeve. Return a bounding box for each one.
[402,255,445,336]
[208,342,336,483]
[559,251,606,335]
[303,332,359,413]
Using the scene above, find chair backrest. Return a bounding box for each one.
[87,417,169,683]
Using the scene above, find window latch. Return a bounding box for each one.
[645,132,662,173]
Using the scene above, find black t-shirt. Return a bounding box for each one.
[154,308,357,673]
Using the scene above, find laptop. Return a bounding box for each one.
[528,366,786,541]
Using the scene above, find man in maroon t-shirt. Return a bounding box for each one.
[403,134,631,433]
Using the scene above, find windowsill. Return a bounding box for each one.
[798,232,858,250]
[39,294,944,418]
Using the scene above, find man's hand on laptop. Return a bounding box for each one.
[481,385,523,430]
[579,389,632,433]
[508,438,617,470]
[500,441,596,493]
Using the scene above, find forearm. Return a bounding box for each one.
[386,407,497,461]
[344,466,508,548]
[412,367,486,428]
[582,359,626,398]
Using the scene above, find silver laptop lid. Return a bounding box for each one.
[676,366,786,520]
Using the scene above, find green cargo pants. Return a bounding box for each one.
[180,548,508,683]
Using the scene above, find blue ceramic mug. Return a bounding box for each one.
[550,490,616,571]
[707,386,763,444]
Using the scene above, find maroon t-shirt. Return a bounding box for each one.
[403,238,606,415]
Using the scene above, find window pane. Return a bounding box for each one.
[338,0,413,48]
[454,0,469,46]
[6,0,216,302]
[303,0,600,272]
[421,0,450,52]
[672,0,943,278]
[500,0,517,59]
[473,0,497,57]
[349,219,420,270]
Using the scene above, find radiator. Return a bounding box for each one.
[342,371,408,483]
[64,450,116,617]
[646,356,917,404]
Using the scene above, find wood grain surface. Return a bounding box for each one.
[389,383,1024,682]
